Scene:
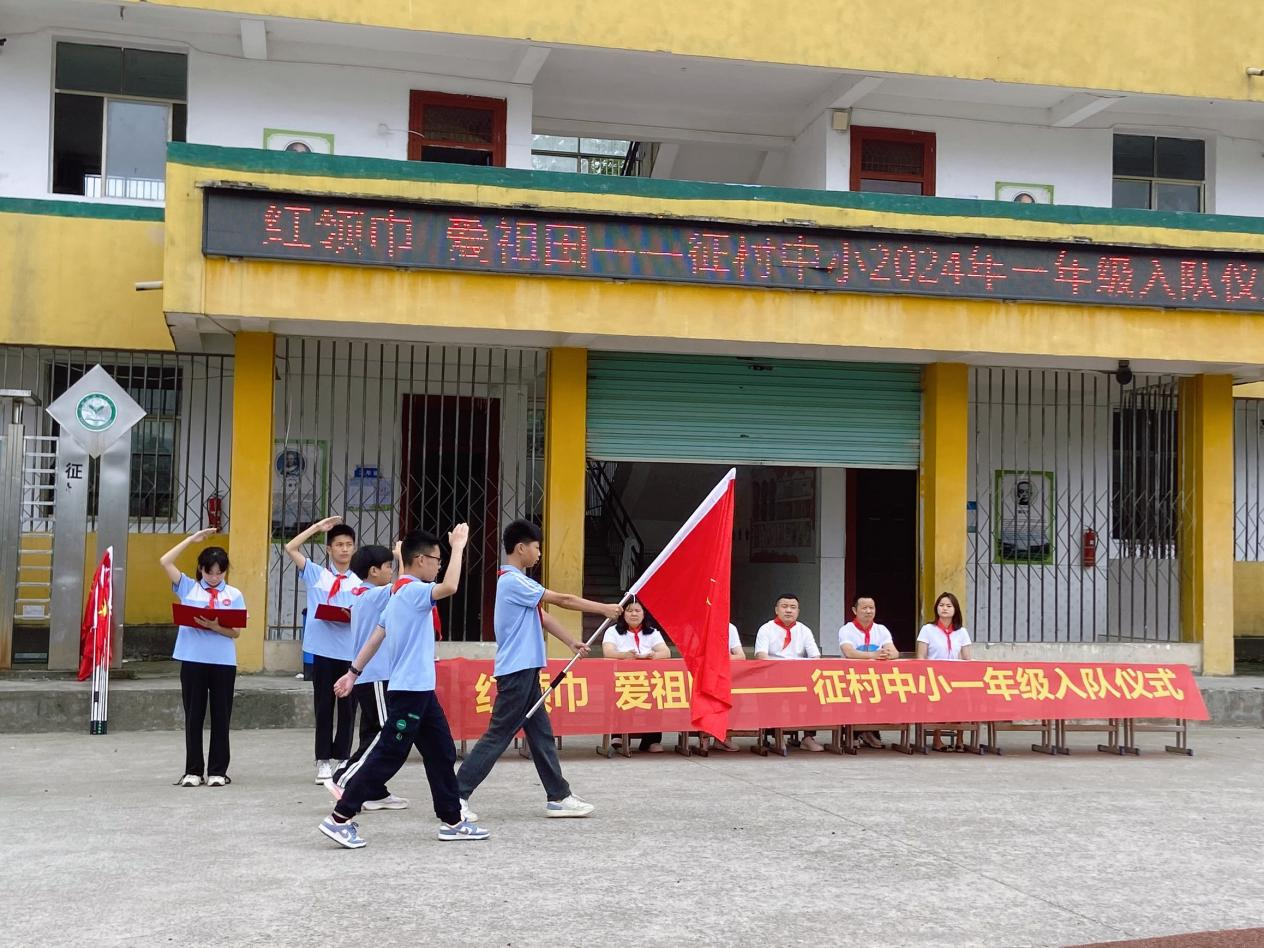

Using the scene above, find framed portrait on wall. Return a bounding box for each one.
[271,439,329,540]
[263,128,335,154]
[994,469,1055,565]
[995,181,1055,205]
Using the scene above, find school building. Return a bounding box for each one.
[2,1,1264,675]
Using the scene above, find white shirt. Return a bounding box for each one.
[603,626,667,657]
[728,623,741,652]
[754,620,820,659]
[917,623,972,660]
[838,621,894,655]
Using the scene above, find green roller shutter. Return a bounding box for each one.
[586,353,921,467]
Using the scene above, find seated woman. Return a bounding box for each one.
[916,591,974,752]
[602,597,671,753]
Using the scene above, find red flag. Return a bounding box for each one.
[630,469,735,738]
[77,549,112,681]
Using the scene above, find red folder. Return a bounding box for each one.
[173,604,248,628]
[314,603,352,623]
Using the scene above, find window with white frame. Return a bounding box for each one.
[530,136,650,176]
[1112,134,1205,212]
[52,42,187,201]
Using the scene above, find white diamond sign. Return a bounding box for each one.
[45,365,146,458]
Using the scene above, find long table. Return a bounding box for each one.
[433,658,1207,741]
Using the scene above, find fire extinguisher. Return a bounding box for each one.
[207,494,223,531]
[1082,529,1097,568]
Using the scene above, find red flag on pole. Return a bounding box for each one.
[78,548,112,682]
[629,469,735,739]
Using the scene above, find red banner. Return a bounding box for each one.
[436,658,1207,740]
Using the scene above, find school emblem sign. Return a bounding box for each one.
[46,365,146,457]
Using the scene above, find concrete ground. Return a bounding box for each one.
[5,726,1263,948]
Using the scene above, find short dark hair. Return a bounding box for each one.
[774,593,799,605]
[350,544,392,579]
[401,530,441,565]
[503,519,543,554]
[615,596,657,634]
[932,591,964,630]
[196,546,229,578]
[852,594,876,608]
[327,523,356,544]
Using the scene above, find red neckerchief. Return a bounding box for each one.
[774,616,796,651]
[936,620,955,656]
[352,585,369,596]
[391,575,441,640]
[854,621,873,649]
[202,582,221,609]
[327,573,347,601]
[627,624,643,652]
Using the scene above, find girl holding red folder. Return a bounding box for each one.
[160,529,245,787]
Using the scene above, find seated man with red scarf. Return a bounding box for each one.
[837,594,900,749]
[753,593,824,752]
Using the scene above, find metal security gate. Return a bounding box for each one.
[1236,397,1264,563]
[0,345,233,662]
[967,367,1183,642]
[269,340,547,642]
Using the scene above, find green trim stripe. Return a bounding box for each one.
[0,197,164,222]
[169,142,1264,238]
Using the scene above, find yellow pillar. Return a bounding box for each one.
[229,332,275,672]
[920,363,969,622]
[543,347,588,657]
[1179,374,1235,675]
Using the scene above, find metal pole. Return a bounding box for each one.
[0,402,25,668]
[97,436,131,668]
[524,592,633,721]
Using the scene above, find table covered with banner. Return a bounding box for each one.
[433,658,1207,741]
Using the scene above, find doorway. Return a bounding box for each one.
[846,469,919,652]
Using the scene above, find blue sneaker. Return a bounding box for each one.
[318,817,366,849]
[437,819,490,841]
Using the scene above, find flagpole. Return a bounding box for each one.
[89,559,102,734]
[523,591,634,722]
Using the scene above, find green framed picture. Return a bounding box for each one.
[263,128,335,155]
[271,438,330,541]
[993,469,1055,565]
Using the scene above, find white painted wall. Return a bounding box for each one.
[186,48,534,169]
[0,33,56,199]
[841,112,1114,204]
[1214,136,1264,218]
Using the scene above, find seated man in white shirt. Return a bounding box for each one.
[754,594,824,752]
[838,594,899,749]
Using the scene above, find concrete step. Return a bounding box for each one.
[3,669,1262,734]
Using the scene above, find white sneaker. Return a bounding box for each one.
[363,793,409,811]
[206,775,229,788]
[315,760,332,784]
[177,774,202,787]
[545,794,595,818]
[460,798,479,822]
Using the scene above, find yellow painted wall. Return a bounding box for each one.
[0,209,171,351]
[1234,562,1264,638]
[919,364,968,621]
[228,332,276,673]
[542,348,586,658]
[1178,375,1235,674]
[162,159,1264,369]
[127,0,1264,103]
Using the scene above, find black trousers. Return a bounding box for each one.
[335,689,461,825]
[311,654,354,762]
[180,660,235,777]
[457,667,570,803]
[333,680,390,800]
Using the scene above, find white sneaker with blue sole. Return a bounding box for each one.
[437,819,490,841]
[546,795,595,818]
[318,817,366,849]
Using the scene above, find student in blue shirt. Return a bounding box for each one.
[318,524,489,848]
[328,542,407,811]
[285,515,359,784]
[160,529,244,788]
[455,519,622,823]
